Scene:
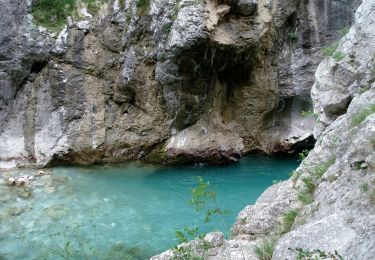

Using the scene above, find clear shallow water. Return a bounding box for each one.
[0,155,298,259]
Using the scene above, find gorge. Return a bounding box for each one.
[0,0,375,259]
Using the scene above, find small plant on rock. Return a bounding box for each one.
[288,247,344,260]
[302,177,315,193]
[311,156,336,179]
[298,191,314,205]
[136,0,151,15]
[280,209,298,233]
[359,182,369,192]
[300,110,318,119]
[322,42,345,61]
[298,150,310,161]
[322,42,339,57]
[254,237,277,260]
[333,51,345,62]
[339,27,350,36]
[163,24,172,34]
[350,103,375,128]
[288,32,299,43]
[172,244,203,260]
[119,0,125,8]
[175,227,202,244]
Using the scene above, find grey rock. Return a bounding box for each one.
[122,47,137,84]
[204,232,224,248]
[312,0,375,137]
[152,0,375,259]
[231,181,298,238]
[167,5,207,50]
[75,20,90,31]
[0,0,364,168]
[51,27,68,55]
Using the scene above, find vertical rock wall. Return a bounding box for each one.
[153,0,375,258]
[0,0,362,168]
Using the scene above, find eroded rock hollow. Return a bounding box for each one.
[0,0,360,168]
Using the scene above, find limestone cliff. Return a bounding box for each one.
[153,0,375,258]
[0,0,360,168]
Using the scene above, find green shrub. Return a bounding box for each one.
[298,149,310,161]
[86,0,102,13]
[322,42,339,57]
[311,156,336,179]
[288,32,299,43]
[163,24,172,33]
[172,177,231,258]
[288,247,344,260]
[126,12,132,22]
[136,0,150,15]
[300,110,318,120]
[350,103,375,128]
[32,0,76,31]
[333,51,345,61]
[298,191,314,205]
[360,182,369,192]
[322,41,345,61]
[302,177,315,193]
[32,0,108,31]
[119,0,125,8]
[339,27,350,36]
[254,237,277,260]
[172,244,203,260]
[280,209,298,233]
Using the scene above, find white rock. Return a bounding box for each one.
[7,177,16,186]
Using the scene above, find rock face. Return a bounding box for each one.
[152,0,375,258]
[0,0,361,168]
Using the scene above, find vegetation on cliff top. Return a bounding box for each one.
[32,0,75,31]
[32,0,108,31]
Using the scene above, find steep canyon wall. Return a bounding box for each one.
[0,0,361,168]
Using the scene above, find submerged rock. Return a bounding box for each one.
[6,206,24,216]
[7,177,16,186]
[36,170,45,176]
[42,204,70,220]
[7,175,34,187]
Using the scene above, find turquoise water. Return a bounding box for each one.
[0,155,298,259]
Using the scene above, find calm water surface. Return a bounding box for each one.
[0,155,298,259]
